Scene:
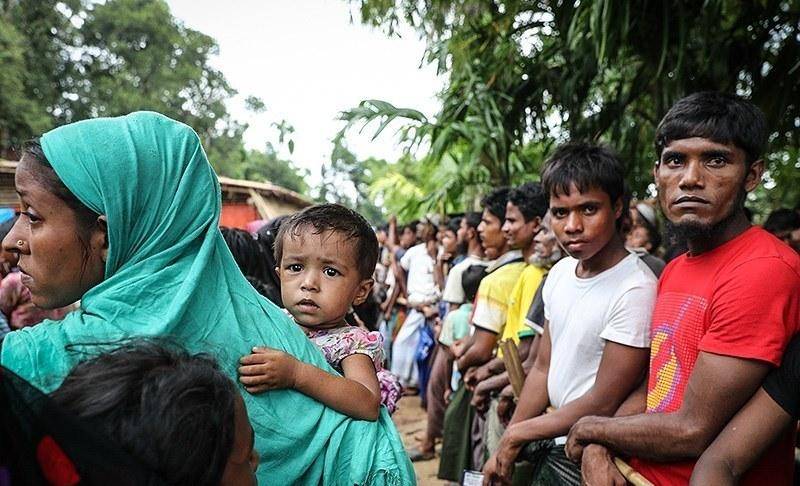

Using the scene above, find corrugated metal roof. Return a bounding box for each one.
[0,159,311,208]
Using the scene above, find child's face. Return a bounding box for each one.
[549,183,621,261]
[278,230,373,329]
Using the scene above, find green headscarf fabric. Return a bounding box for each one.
[0,112,414,485]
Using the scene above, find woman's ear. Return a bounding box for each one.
[352,278,374,306]
[94,215,109,262]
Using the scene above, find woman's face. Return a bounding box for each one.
[1,157,107,309]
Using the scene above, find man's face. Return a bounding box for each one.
[626,225,653,252]
[533,221,558,261]
[399,227,416,249]
[549,184,620,261]
[457,218,471,246]
[655,137,762,236]
[501,202,539,251]
[441,229,458,255]
[477,209,507,260]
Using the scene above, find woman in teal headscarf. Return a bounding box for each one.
[0,111,414,485]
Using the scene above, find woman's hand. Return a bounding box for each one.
[238,346,300,393]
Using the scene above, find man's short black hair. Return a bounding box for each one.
[400,221,417,234]
[275,204,379,280]
[508,182,548,222]
[541,142,626,207]
[462,264,488,303]
[764,208,800,234]
[481,187,510,221]
[463,211,483,231]
[655,92,768,165]
[446,217,461,235]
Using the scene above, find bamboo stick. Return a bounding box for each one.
[499,340,525,397]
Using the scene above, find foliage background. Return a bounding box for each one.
[1,0,798,223]
[340,0,800,220]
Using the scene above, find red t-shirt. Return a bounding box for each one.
[631,227,800,485]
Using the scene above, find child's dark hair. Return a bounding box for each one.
[275,204,379,280]
[50,340,240,486]
[655,92,768,165]
[541,142,628,228]
[20,139,101,277]
[446,217,461,235]
[508,182,548,222]
[482,187,510,221]
[461,264,487,303]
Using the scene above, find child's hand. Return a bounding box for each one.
[238,346,299,393]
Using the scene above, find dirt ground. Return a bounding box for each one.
[393,395,451,485]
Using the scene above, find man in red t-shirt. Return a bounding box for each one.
[564,92,800,486]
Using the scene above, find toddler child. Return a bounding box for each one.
[238,204,400,420]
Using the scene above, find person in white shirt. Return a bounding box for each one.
[483,142,657,485]
[391,223,439,388]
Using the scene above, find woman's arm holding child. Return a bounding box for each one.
[239,347,382,421]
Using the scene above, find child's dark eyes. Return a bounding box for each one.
[323,267,341,277]
[286,264,303,272]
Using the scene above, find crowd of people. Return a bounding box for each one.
[0,92,798,486]
[362,92,800,486]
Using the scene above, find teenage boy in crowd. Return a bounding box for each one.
[483,143,658,485]
[458,183,547,376]
[442,212,487,310]
[412,212,487,461]
[565,92,800,486]
[439,187,527,481]
[463,184,549,445]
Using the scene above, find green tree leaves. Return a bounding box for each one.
[344,0,800,211]
[0,0,310,196]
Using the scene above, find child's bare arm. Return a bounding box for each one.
[298,353,381,421]
[238,347,382,421]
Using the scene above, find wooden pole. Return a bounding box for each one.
[499,340,525,397]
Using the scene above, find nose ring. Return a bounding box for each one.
[16,240,24,248]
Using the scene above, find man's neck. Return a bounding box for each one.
[425,240,437,258]
[467,239,484,258]
[687,212,751,256]
[576,233,629,278]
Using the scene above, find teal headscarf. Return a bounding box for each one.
[0,112,414,485]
